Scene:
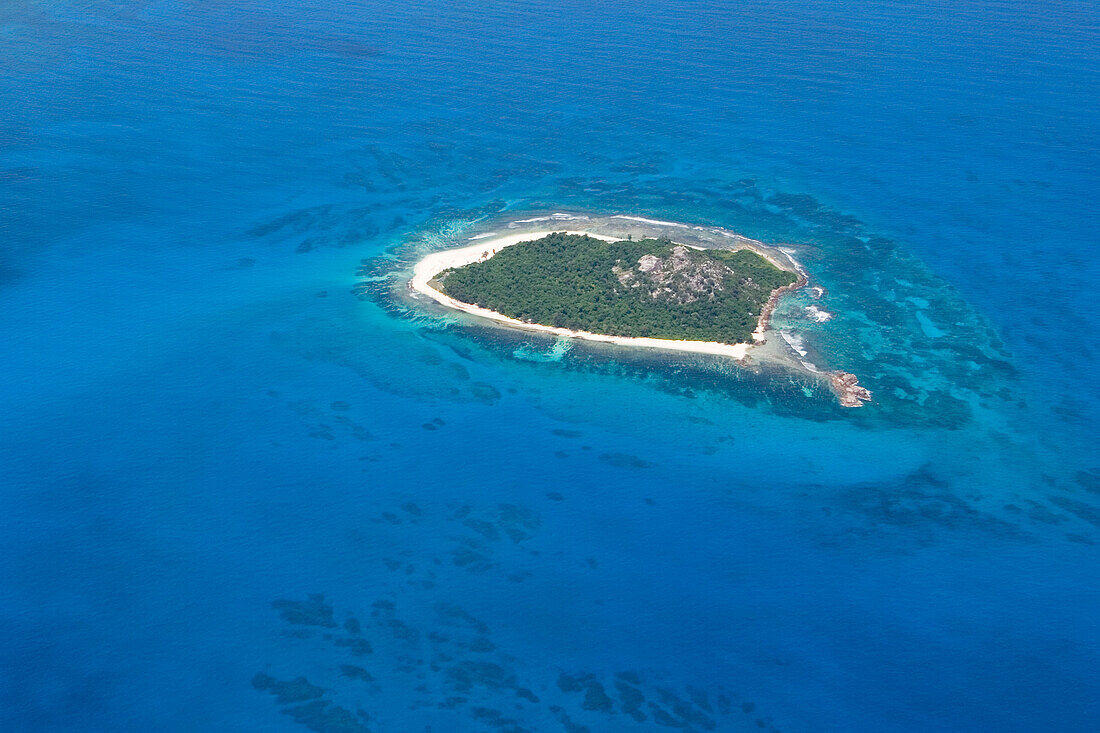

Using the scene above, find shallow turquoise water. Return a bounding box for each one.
[1,1,1098,730]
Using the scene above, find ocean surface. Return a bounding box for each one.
[2,1,1099,730]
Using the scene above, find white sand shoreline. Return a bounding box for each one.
[410,230,758,360]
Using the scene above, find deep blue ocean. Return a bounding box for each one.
[2,1,1099,730]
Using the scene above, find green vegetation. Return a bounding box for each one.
[436,232,797,344]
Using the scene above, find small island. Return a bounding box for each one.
[435,232,797,346]
[408,222,870,406]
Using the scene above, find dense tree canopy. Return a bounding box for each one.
[436,233,796,344]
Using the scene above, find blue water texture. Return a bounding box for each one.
[2,1,1099,730]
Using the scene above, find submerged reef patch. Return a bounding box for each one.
[255,592,783,732]
[255,485,799,732]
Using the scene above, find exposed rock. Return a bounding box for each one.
[637,254,662,273]
[829,371,873,407]
[613,245,735,304]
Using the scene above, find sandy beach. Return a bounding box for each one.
[410,230,759,360]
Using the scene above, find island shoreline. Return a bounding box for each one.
[410,230,801,361]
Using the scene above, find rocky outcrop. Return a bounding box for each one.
[612,245,746,304]
[829,371,873,407]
